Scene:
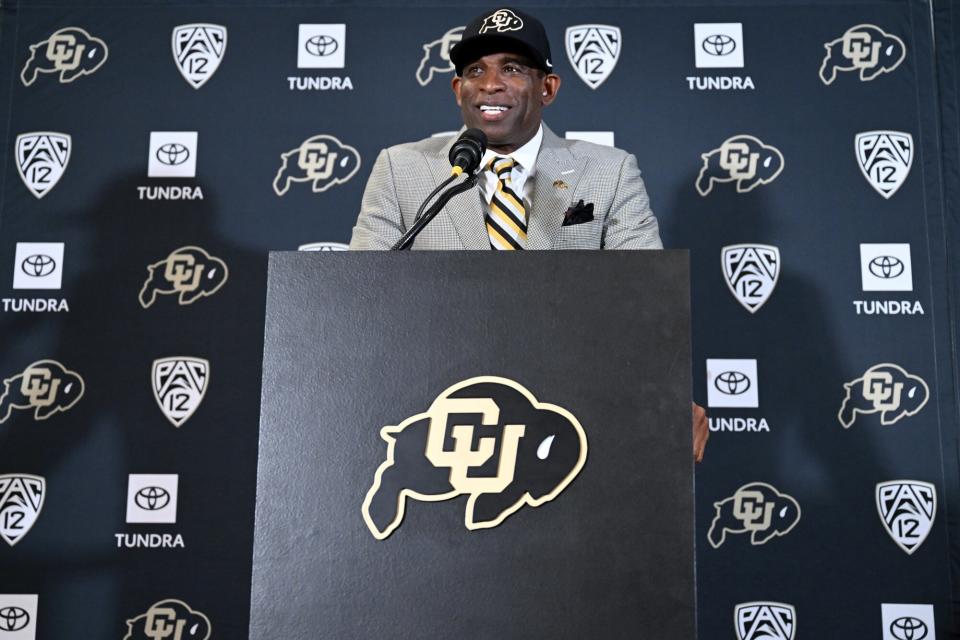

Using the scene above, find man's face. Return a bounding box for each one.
[452,52,560,154]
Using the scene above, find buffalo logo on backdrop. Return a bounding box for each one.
[565,25,621,89]
[362,376,588,540]
[694,23,744,68]
[819,24,906,85]
[273,134,361,196]
[124,599,211,640]
[172,24,226,89]
[0,475,46,547]
[876,480,936,555]
[881,604,935,640]
[480,9,524,33]
[416,26,464,86]
[148,132,198,178]
[734,602,796,640]
[298,24,346,69]
[696,135,784,196]
[0,594,38,638]
[708,482,800,548]
[856,131,913,199]
[20,27,108,86]
[126,474,178,524]
[138,246,228,309]
[152,357,209,428]
[13,243,64,290]
[15,132,71,199]
[838,363,929,428]
[722,244,780,313]
[0,360,84,424]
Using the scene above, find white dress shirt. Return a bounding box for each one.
[478,124,543,208]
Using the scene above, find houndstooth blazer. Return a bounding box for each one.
[349,124,662,250]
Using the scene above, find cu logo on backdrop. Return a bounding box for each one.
[708,482,801,548]
[125,599,212,640]
[139,246,229,308]
[0,360,84,424]
[820,24,905,85]
[273,134,361,196]
[696,135,784,196]
[838,363,929,428]
[20,26,108,86]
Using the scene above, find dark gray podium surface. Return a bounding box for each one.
[250,251,693,639]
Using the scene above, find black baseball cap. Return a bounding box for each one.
[450,7,553,75]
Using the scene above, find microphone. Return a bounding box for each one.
[448,128,487,176]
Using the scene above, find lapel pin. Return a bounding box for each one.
[553,180,569,190]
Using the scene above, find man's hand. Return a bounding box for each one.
[692,402,708,463]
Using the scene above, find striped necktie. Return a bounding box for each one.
[485,156,527,250]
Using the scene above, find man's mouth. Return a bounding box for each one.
[478,104,511,121]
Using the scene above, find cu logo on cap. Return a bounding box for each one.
[156,143,190,166]
[890,616,927,640]
[21,254,56,277]
[868,255,904,279]
[305,34,338,57]
[702,33,736,56]
[0,607,30,632]
[715,371,751,395]
[135,486,171,511]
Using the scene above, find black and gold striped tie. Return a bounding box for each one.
[485,156,527,250]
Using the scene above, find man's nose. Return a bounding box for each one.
[478,70,507,92]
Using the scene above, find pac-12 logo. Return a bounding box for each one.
[696,135,784,196]
[838,363,929,428]
[722,244,780,313]
[0,474,46,547]
[124,599,211,640]
[15,132,71,199]
[362,376,588,540]
[172,24,227,89]
[20,27,108,86]
[273,134,361,196]
[856,131,913,199]
[0,360,84,424]
[876,480,936,555]
[708,482,800,548]
[820,24,905,85]
[139,246,229,309]
[152,357,209,427]
[566,25,621,89]
[735,601,796,640]
[416,26,463,86]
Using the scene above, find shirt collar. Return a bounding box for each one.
[481,124,543,175]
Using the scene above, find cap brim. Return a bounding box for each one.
[450,36,548,75]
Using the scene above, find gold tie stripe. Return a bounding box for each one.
[486,156,527,250]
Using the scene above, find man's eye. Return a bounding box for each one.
[504,64,519,72]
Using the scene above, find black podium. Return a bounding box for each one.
[250,251,694,639]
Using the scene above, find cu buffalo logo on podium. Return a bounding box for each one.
[0,474,46,547]
[362,376,588,540]
[125,599,211,640]
[0,360,84,424]
[734,601,796,640]
[838,363,929,428]
[707,482,801,548]
[16,132,71,199]
[695,135,784,196]
[819,24,906,85]
[20,27,108,86]
[273,134,361,196]
[876,480,937,555]
[172,24,227,89]
[138,246,229,309]
[416,26,464,86]
[152,357,209,427]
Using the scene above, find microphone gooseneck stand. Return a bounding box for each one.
[391,172,480,250]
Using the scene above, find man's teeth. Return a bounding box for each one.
[480,105,508,112]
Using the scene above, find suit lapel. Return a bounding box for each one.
[526,126,587,250]
[425,133,489,249]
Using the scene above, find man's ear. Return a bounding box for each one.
[541,74,561,106]
[451,75,462,107]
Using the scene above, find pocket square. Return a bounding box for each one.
[563,200,594,226]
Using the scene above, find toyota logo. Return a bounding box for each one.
[156,143,190,166]
[868,255,905,279]
[20,254,56,277]
[714,371,751,395]
[0,606,30,632]
[702,34,737,56]
[305,34,338,57]
[134,486,171,511]
[890,616,928,640]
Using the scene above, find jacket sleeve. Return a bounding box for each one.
[349,149,405,250]
[602,153,663,250]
